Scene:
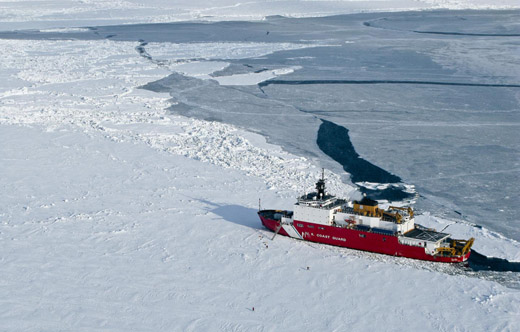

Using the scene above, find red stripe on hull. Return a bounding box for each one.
[260,216,470,263]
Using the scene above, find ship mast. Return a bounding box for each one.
[316,168,326,200]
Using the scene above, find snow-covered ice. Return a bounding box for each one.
[2,123,519,331]
[1,1,519,331]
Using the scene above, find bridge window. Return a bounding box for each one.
[307,225,314,228]
[359,234,366,238]
[297,224,303,227]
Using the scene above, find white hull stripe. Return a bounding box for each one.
[282,224,303,239]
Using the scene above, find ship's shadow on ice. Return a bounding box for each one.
[467,250,520,273]
[212,204,262,229]
[197,199,262,229]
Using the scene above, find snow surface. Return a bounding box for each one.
[1,1,520,331]
[2,123,520,331]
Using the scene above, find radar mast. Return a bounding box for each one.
[316,168,326,200]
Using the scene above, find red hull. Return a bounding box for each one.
[259,214,470,263]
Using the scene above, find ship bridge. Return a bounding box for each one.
[297,192,347,209]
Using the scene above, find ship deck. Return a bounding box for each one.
[404,228,449,242]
